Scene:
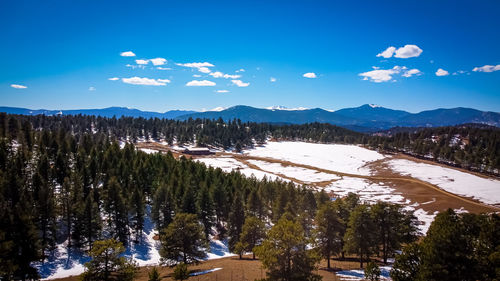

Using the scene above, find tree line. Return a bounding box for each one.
[1,112,498,174]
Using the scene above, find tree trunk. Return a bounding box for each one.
[327,255,331,269]
[252,252,255,260]
[360,252,363,268]
[66,204,72,247]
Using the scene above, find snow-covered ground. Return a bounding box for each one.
[243,142,385,175]
[388,159,500,205]
[37,207,234,280]
[196,157,287,182]
[324,177,408,205]
[323,177,435,233]
[336,265,392,280]
[139,148,160,154]
[247,160,341,183]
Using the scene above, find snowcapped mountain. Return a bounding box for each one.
[265,105,309,111]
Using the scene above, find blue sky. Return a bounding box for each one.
[1,0,499,113]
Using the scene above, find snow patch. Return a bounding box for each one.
[336,265,392,280]
[191,267,222,276]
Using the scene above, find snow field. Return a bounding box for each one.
[243,141,385,175]
[388,159,500,205]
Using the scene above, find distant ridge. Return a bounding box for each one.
[0,106,196,119]
[176,104,500,131]
[1,104,499,132]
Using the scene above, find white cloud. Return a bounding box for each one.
[135,59,149,65]
[359,66,402,82]
[402,68,421,77]
[120,51,136,57]
[377,46,396,58]
[11,84,27,89]
[126,64,145,69]
[223,74,240,79]
[231,80,250,87]
[303,72,317,78]
[453,70,468,75]
[108,77,119,81]
[435,68,449,76]
[198,67,211,73]
[210,71,224,78]
[88,86,96,91]
[236,69,245,72]
[377,45,423,58]
[186,80,216,86]
[157,79,171,83]
[122,76,169,86]
[150,58,167,66]
[270,77,277,82]
[176,62,214,68]
[394,44,423,58]
[210,71,241,79]
[156,67,172,70]
[215,90,229,93]
[472,64,500,72]
[193,74,202,77]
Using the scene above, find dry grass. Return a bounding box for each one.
[50,255,372,281]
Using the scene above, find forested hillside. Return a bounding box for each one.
[1,113,498,175]
[370,125,500,175]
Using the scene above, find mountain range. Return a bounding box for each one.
[1,104,499,132]
[0,106,196,119]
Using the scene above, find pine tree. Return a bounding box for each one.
[238,216,266,259]
[227,193,245,252]
[343,204,376,268]
[104,177,129,245]
[334,192,360,259]
[365,261,381,281]
[314,201,342,269]
[391,243,422,281]
[255,216,321,281]
[371,202,418,264]
[81,239,137,281]
[172,263,189,281]
[417,209,475,281]
[83,190,102,250]
[180,184,196,214]
[196,184,214,239]
[147,267,161,281]
[131,187,145,243]
[159,213,208,265]
[152,184,174,232]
